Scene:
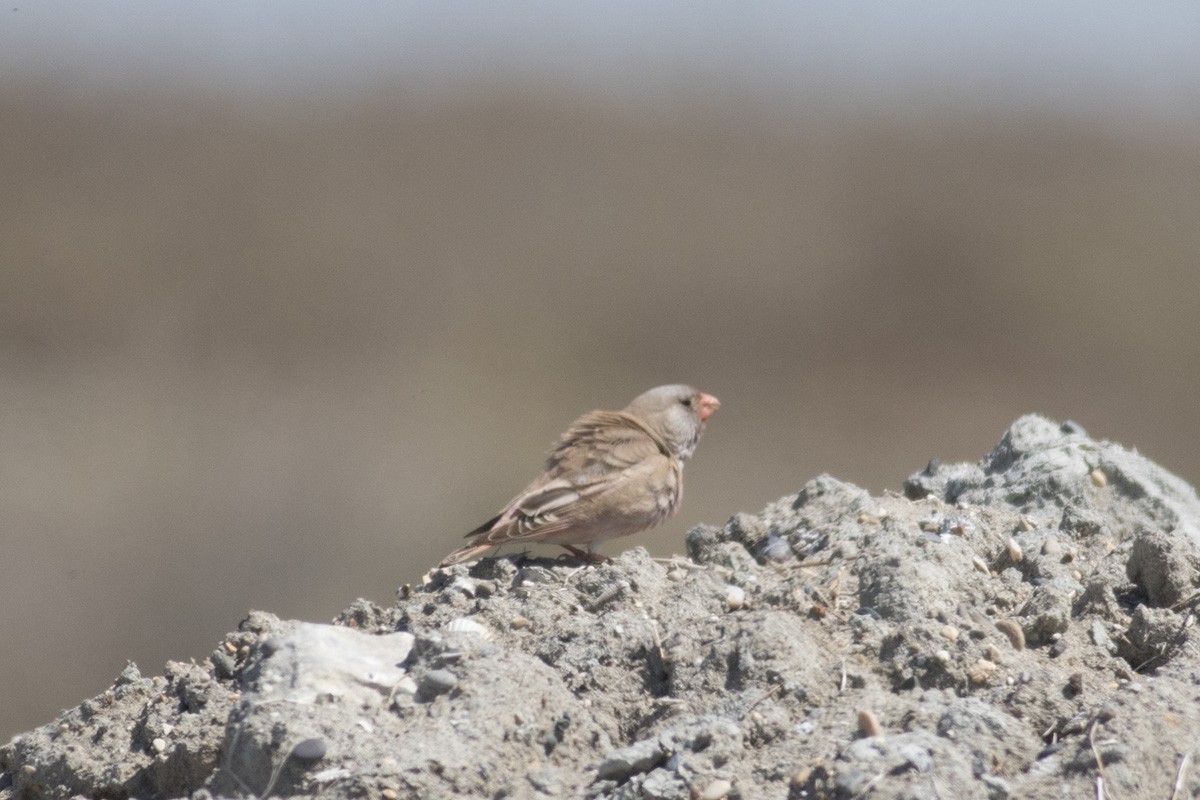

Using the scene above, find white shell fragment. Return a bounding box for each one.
[444,617,494,640]
[1007,538,1023,562]
[725,585,747,610]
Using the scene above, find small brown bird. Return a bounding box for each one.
[440,384,720,566]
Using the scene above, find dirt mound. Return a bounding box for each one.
[4,415,1199,799]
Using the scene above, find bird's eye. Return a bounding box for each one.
[680,397,693,407]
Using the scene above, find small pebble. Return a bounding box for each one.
[1071,570,1082,581]
[1007,539,1023,563]
[968,659,998,685]
[1017,516,1035,532]
[382,790,399,800]
[1041,538,1062,556]
[1090,468,1108,487]
[995,620,1026,651]
[726,585,747,611]
[939,624,959,642]
[449,576,478,598]
[699,779,733,800]
[945,518,972,536]
[755,533,792,562]
[420,669,458,696]
[972,557,990,575]
[1067,673,1084,694]
[261,637,282,657]
[934,649,951,664]
[510,616,531,630]
[292,738,327,762]
[1096,704,1117,723]
[984,644,1003,663]
[667,569,686,582]
[1049,640,1068,658]
[210,649,236,679]
[857,709,882,737]
[151,737,168,754]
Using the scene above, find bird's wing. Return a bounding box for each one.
[467,411,669,547]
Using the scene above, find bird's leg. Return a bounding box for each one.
[560,543,611,564]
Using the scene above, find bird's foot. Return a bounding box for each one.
[559,544,611,564]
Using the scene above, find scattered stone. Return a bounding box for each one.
[418,669,458,697]
[857,710,882,738]
[968,659,998,685]
[698,778,733,799]
[1007,538,1024,563]
[1127,530,1199,608]
[995,619,1026,651]
[292,738,327,762]
[596,737,665,781]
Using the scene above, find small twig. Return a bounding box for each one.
[651,556,733,577]
[839,661,848,693]
[785,557,833,569]
[653,556,700,569]
[1169,591,1200,611]
[742,683,782,717]
[642,611,664,662]
[559,565,588,584]
[1171,751,1192,800]
[1088,722,1109,800]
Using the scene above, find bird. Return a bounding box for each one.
[440,384,720,566]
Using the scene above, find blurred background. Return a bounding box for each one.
[3,2,1199,739]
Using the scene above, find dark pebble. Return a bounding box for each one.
[292,738,327,762]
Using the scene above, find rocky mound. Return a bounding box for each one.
[4,415,1200,799]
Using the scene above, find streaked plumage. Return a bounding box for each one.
[440,385,719,565]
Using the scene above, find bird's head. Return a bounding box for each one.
[623,384,720,461]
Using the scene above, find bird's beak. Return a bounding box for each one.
[698,393,720,423]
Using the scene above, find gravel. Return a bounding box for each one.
[4,414,1200,799]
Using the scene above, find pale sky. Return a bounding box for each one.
[2,2,1199,111]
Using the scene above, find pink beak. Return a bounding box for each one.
[698,393,720,422]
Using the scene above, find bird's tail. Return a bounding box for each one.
[438,541,495,567]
